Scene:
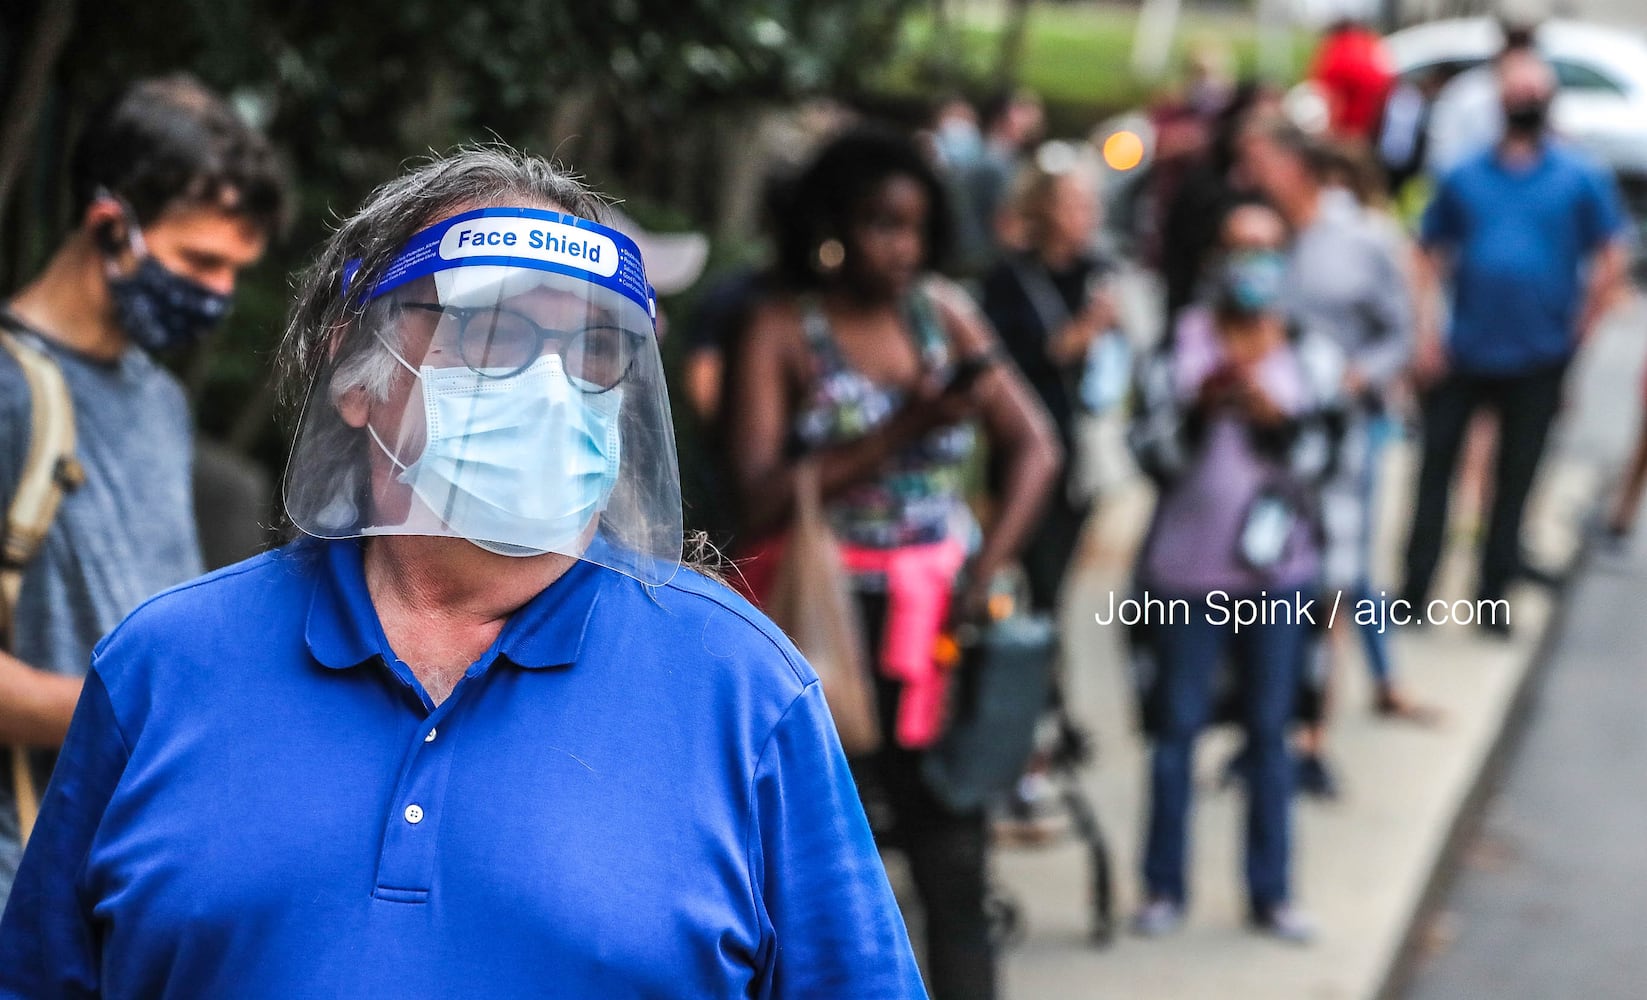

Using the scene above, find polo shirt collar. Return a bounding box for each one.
[304,538,606,672]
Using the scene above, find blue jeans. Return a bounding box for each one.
[1354,415,1396,686]
[1142,592,1307,913]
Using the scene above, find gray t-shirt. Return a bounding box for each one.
[1283,192,1413,394]
[1283,194,1413,588]
[0,325,202,904]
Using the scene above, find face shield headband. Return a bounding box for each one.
[345,207,659,324]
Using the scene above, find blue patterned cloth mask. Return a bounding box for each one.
[107,247,231,354]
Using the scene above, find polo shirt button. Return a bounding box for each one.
[424,727,437,743]
[404,804,424,825]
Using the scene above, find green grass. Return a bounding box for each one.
[872,2,1314,129]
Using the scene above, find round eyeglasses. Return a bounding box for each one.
[398,301,643,391]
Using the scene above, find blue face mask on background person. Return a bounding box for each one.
[369,339,623,556]
[1217,249,1287,315]
[102,203,233,353]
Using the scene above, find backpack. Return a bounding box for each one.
[0,318,83,847]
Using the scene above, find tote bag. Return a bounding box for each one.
[762,463,882,756]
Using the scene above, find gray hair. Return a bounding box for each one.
[277,144,609,418]
[275,145,610,525]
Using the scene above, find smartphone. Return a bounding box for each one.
[1202,364,1239,394]
[945,354,995,393]
[1239,491,1293,570]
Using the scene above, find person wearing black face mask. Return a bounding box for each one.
[0,75,284,908]
[97,190,238,354]
[1502,95,1550,137]
[1402,48,1630,633]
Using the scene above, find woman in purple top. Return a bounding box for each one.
[1128,201,1345,943]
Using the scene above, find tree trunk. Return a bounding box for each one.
[994,0,1034,88]
[0,0,78,256]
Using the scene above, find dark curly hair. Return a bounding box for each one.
[774,125,953,290]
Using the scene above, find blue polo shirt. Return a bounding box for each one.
[0,540,925,999]
[1421,142,1625,375]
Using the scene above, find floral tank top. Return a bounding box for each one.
[791,288,976,550]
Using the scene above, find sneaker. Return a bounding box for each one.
[1296,752,1340,801]
[1251,903,1316,945]
[1515,561,1564,590]
[1131,898,1184,937]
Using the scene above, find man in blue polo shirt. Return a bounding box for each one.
[1402,45,1629,629]
[0,148,926,998]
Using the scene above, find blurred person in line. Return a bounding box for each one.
[1377,65,1448,202]
[729,127,1061,1000]
[1307,15,1395,146]
[979,140,1122,833]
[679,173,794,427]
[1141,40,1238,269]
[676,172,794,556]
[0,146,926,998]
[961,88,1046,268]
[0,75,284,910]
[982,142,1120,619]
[1402,45,1630,631]
[1159,81,1284,329]
[927,96,994,282]
[1424,22,1537,179]
[1243,121,1431,755]
[1320,136,1410,248]
[930,96,984,174]
[1129,200,1343,943]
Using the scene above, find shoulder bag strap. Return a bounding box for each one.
[0,325,84,847]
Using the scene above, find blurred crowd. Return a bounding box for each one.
[674,14,1633,996]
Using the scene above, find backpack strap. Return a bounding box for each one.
[0,324,83,848]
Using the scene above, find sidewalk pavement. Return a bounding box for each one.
[984,299,1644,1000]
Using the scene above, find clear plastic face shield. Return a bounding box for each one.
[283,208,682,585]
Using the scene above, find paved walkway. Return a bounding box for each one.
[984,299,1643,1000]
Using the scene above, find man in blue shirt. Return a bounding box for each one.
[1402,46,1629,626]
[0,148,926,998]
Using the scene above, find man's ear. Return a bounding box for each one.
[327,325,373,429]
[337,385,370,429]
[82,197,127,250]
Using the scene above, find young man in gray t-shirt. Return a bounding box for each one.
[0,75,284,905]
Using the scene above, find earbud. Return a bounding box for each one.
[95,221,124,256]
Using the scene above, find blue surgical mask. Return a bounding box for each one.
[369,344,622,556]
[1217,249,1287,314]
